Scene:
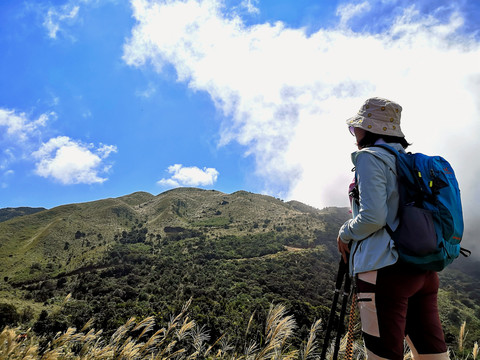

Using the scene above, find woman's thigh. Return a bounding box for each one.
[357,266,425,359]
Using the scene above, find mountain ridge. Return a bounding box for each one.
[0,188,345,284]
[0,207,46,223]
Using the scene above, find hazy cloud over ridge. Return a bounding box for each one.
[124,0,480,256]
[123,0,480,251]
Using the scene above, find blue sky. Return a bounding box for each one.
[1,0,480,229]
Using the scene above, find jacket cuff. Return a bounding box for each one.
[338,221,351,244]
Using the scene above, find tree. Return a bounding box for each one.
[0,303,19,329]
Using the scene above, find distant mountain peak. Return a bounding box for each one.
[0,207,46,223]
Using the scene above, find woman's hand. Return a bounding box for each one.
[337,236,350,264]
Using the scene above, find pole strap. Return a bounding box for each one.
[345,293,357,360]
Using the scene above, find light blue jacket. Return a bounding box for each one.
[338,142,405,275]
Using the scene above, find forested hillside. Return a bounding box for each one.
[0,188,479,354]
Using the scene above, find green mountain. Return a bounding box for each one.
[0,188,478,349]
[0,189,340,283]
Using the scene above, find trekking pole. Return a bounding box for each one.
[320,258,347,360]
[333,269,351,360]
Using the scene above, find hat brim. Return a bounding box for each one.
[346,115,363,127]
[345,115,404,137]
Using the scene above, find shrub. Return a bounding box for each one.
[0,303,19,329]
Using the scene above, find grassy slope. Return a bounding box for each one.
[1,188,333,278]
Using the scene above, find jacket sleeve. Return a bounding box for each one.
[339,151,389,242]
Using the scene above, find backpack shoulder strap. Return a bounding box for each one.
[460,247,471,257]
[368,144,402,235]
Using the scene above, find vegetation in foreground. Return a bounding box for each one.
[1,299,478,360]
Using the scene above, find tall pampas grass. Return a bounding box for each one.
[253,304,298,360]
[1,301,478,360]
[299,319,321,360]
[459,321,467,353]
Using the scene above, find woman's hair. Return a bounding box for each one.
[357,131,411,149]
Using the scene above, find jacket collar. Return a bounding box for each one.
[351,142,405,172]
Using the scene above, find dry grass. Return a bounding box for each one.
[1,302,478,360]
[460,321,467,352]
[0,301,310,360]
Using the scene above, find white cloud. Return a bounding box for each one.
[0,108,52,142]
[97,144,118,159]
[336,1,371,28]
[32,136,117,185]
[158,164,219,187]
[123,0,480,224]
[240,0,259,15]
[43,3,80,39]
[0,108,54,169]
[0,108,118,185]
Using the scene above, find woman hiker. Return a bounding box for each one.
[337,97,449,359]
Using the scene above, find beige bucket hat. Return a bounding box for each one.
[346,97,404,137]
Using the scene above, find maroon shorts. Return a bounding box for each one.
[356,262,448,360]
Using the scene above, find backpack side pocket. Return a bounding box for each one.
[394,204,437,256]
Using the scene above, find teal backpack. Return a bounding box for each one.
[375,144,470,271]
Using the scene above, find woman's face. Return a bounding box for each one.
[353,127,367,149]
